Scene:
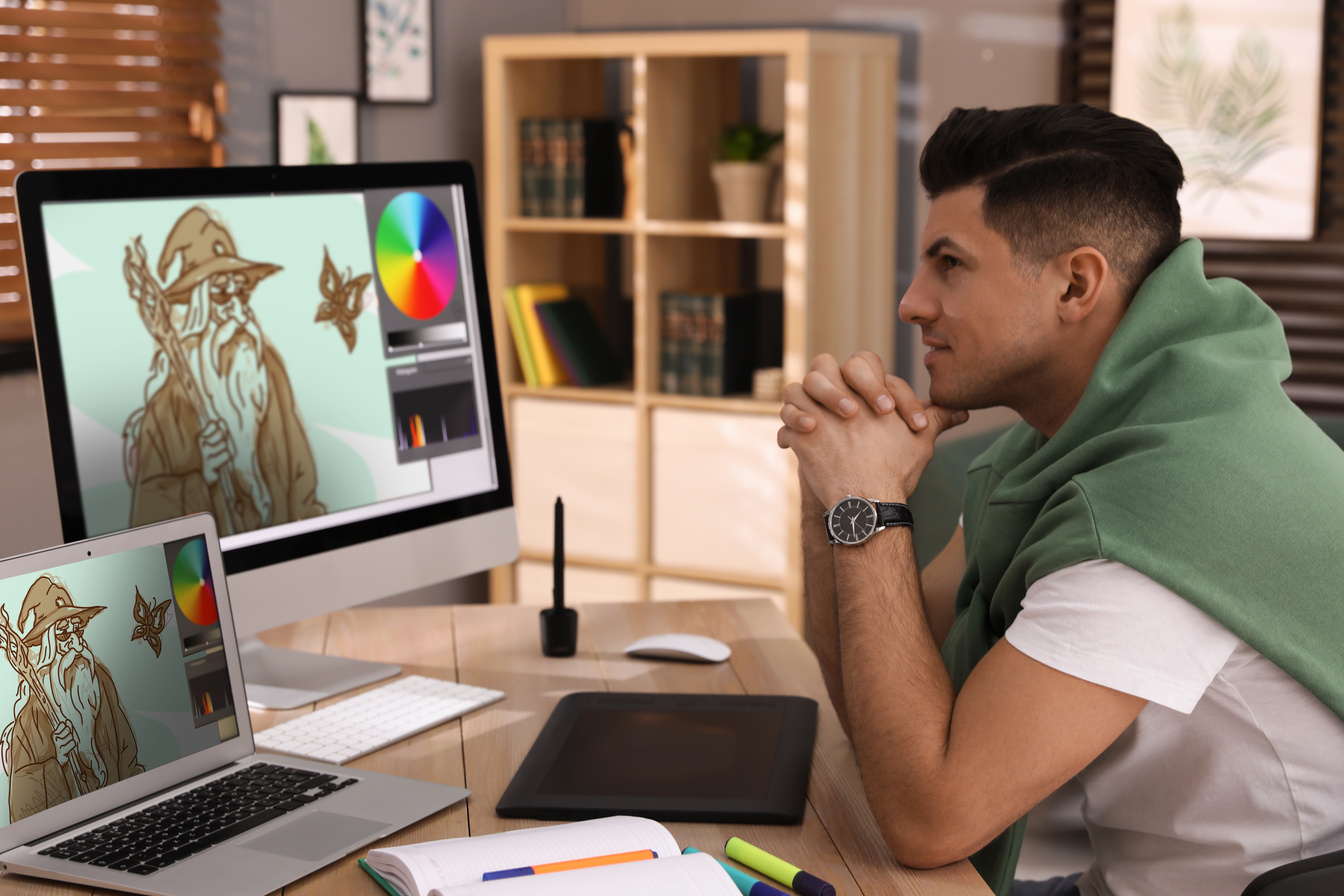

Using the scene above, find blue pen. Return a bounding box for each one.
[683,847,789,896]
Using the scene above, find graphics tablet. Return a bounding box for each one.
[496,692,817,823]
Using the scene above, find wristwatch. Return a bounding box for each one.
[824,495,913,545]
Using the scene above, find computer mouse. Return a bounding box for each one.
[622,632,732,663]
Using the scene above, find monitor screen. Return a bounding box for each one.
[18,162,516,643]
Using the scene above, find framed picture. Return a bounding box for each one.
[275,93,359,166]
[364,0,434,104]
[1111,0,1325,240]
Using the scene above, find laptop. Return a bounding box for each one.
[0,513,469,895]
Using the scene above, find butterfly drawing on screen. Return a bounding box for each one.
[315,245,372,353]
[131,586,172,658]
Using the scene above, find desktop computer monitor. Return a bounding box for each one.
[16,161,518,709]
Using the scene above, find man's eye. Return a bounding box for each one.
[942,255,962,270]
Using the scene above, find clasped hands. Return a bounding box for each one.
[777,351,969,508]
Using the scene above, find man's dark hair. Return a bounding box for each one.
[920,104,1184,294]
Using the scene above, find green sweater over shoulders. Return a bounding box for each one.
[939,239,1344,894]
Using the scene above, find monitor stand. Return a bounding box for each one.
[239,637,400,710]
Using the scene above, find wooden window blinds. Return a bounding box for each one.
[1061,0,1344,415]
[0,0,225,345]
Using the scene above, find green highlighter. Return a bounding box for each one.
[724,836,837,896]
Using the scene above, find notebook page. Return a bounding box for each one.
[428,851,739,896]
[366,816,680,894]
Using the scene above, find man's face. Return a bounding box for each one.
[899,186,1059,411]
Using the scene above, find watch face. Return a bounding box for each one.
[828,496,878,545]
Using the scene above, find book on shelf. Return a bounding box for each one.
[514,282,571,387]
[659,290,784,397]
[543,119,567,218]
[361,815,741,896]
[659,292,680,394]
[503,287,539,386]
[533,297,624,387]
[518,120,547,218]
[677,293,705,397]
[519,117,626,218]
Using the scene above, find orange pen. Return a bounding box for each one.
[482,849,658,881]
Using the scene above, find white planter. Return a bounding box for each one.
[710,161,775,222]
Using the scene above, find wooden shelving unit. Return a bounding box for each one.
[483,30,899,629]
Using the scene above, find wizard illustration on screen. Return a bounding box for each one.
[121,206,327,535]
[1,575,144,823]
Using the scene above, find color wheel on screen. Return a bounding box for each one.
[375,191,459,321]
[172,538,218,627]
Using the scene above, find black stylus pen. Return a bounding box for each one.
[541,496,577,656]
[554,496,564,607]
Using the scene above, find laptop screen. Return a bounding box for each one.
[0,535,239,829]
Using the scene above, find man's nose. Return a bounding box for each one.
[899,271,935,324]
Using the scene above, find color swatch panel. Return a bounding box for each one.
[172,538,218,627]
[375,191,459,321]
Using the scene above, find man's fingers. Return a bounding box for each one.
[780,380,824,433]
[802,367,862,418]
[883,374,930,430]
[839,352,897,415]
[779,402,816,434]
[923,405,971,437]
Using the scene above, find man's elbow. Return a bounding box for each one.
[888,836,972,871]
[875,803,989,870]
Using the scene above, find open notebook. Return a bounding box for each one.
[363,816,739,896]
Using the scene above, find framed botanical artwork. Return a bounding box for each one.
[1111,0,1325,240]
[275,93,359,166]
[364,0,434,104]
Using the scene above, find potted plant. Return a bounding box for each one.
[711,124,783,222]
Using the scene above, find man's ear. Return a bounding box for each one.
[1052,246,1110,324]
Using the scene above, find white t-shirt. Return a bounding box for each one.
[1004,558,1344,896]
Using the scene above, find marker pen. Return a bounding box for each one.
[483,848,657,881]
[682,847,789,896]
[724,836,837,896]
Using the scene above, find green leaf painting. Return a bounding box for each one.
[306,117,335,166]
[1140,3,1288,205]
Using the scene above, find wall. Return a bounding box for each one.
[220,0,571,174]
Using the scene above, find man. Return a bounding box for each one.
[124,206,325,535]
[777,104,1344,896]
[3,575,143,823]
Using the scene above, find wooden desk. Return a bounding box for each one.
[7,600,990,896]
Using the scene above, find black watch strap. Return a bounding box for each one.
[877,502,914,529]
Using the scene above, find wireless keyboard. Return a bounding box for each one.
[254,675,505,765]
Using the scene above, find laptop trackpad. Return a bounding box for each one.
[239,811,388,862]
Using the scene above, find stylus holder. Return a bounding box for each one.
[540,607,578,657]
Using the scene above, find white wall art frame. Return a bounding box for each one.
[1112,0,1325,240]
[365,0,434,104]
[276,93,359,166]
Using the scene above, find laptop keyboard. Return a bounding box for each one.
[36,762,356,875]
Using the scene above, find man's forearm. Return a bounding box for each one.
[832,525,960,859]
[800,478,851,736]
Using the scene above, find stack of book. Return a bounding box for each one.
[659,289,783,397]
[504,283,625,388]
[519,118,627,218]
